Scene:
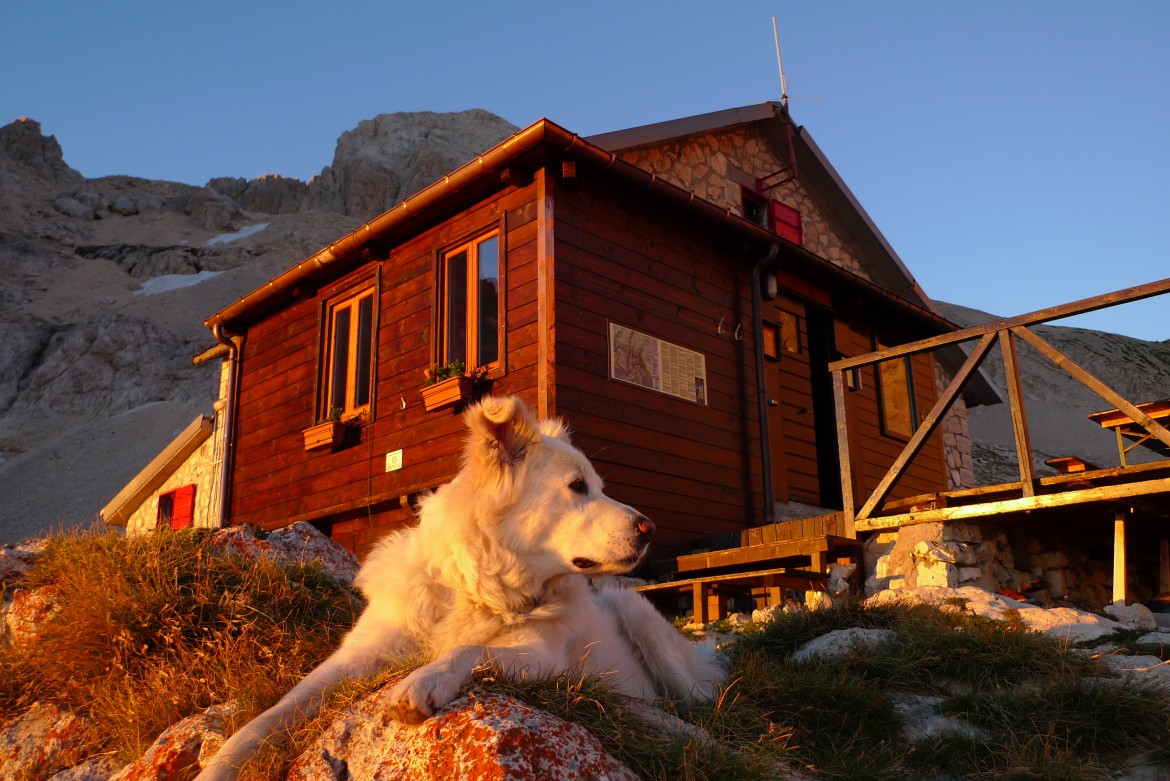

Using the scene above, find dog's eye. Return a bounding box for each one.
[568,477,588,495]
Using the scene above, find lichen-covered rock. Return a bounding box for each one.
[48,754,124,780]
[5,584,60,646]
[208,522,360,585]
[0,702,99,781]
[285,686,638,781]
[110,705,231,781]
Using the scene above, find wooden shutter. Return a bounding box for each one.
[169,485,196,530]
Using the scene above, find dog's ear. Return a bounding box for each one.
[464,395,542,468]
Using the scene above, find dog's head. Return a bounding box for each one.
[457,395,655,582]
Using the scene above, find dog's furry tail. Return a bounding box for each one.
[595,584,726,703]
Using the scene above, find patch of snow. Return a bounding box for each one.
[205,223,268,246]
[135,270,223,296]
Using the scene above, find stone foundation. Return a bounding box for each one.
[864,519,1145,611]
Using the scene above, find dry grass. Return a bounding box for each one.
[0,528,359,764]
[4,533,1170,781]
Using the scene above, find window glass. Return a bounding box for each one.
[878,347,917,438]
[477,235,499,365]
[446,250,468,366]
[323,287,375,420]
[441,231,500,371]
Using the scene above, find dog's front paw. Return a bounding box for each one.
[387,665,462,725]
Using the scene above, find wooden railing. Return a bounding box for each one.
[828,277,1170,536]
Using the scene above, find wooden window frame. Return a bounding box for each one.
[320,281,378,423]
[875,340,918,440]
[436,227,503,376]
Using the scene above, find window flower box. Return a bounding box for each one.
[303,420,347,452]
[421,375,474,412]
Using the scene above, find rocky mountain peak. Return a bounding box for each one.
[306,109,518,219]
[0,117,81,180]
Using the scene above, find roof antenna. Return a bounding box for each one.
[772,16,789,109]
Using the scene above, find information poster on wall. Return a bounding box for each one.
[608,322,707,404]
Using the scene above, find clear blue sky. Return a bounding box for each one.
[4,1,1167,341]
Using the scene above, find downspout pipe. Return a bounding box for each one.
[751,243,781,523]
[211,323,241,529]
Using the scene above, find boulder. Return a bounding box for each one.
[285,686,638,781]
[110,195,138,216]
[209,522,360,585]
[0,702,98,781]
[53,196,93,220]
[111,705,231,781]
[869,586,1128,643]
[47,755,124,780]
[1104,602,1157,631]
[181,187,240,231]
[792,627,898,663]
[4,585,60,646]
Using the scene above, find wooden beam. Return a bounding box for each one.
[1160,539,1170,595]
[1013,326,1170,454]
[855,476,1170,531]
[829,276,1170,371]
[833,370,856,537]
[676,536,836,573]
[856,331,997,520]
[536,167,556,418]
[999,330,1036,497]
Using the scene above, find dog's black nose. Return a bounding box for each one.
[635,515,656,536]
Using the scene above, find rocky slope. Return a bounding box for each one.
[0,113,516,543]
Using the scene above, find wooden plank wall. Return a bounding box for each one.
[552,179,763,555]
[228,182,541,552]
[835,320,948,503]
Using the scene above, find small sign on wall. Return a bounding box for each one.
[608,322,708,404]
[385,449,403,472]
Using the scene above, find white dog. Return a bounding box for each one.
[197,395,725,780]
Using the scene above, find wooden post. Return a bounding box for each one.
[692,581,708,625]
[1113,510,1127,605]
[1160,538,1170,595]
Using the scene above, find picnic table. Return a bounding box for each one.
[1088,399,1170,467]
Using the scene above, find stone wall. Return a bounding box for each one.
[126,361,228,534]
[864,518,1129,611]
[934,360,976,490]
[616,127,873,281]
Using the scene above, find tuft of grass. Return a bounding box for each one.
[0,529,360,765]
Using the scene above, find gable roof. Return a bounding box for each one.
[206,116,953,337]
[587,101,935,311]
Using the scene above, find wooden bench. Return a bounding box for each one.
[637,534,859,624]
[637,567,826,624]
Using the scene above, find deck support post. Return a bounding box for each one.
[1160,539,1170,595]
[1113,510,1128,605]
[692,581,708,625]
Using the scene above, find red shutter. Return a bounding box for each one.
[770,201,803,245]
[169,485,196,530]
